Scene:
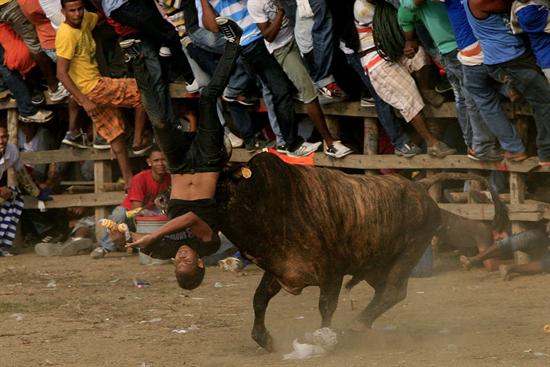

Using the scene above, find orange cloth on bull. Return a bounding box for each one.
[0,23,36,75]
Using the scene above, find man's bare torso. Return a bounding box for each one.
[171,172,219,200]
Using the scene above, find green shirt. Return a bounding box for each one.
[398,0,458,55]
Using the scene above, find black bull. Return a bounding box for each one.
[215,153,508,351]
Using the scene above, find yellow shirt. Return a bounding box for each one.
[0,0,11,6]
[55,12,101,95]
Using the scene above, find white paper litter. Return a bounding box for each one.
[283,339,326,360]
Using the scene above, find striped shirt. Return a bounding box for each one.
[196,0,262,46]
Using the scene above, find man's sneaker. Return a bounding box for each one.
[276,144,288,154]
[158,46,172,57]
[395,143,422,158]
[185,79,199,94]
[215,17,243,43]
[288,141,322,157]
[477,149,504,162]
[466,147,480,161]
[420,89,446,107]
[62,130,91,149]
[59,237,94,256]
[32,91,45,105]
[226,132,244,148]
[504,150,528,162]
[119,38,142,63]
[35,242,62,256]
[222,95,258,106]
[48,82,69,102]
[93,136,111,150]
[435,78,452,94]
[0,248,14,257]
[18,109,53,123]
[427,141,456,158]
[244,137,269,151]
[324,140,352,159]
[360,97,375,108]
[132,141,153,155]
[319,82,347,99]
[90,246,109,259]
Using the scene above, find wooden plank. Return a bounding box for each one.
[23,192,124,208]
[7,109,17,187]
[20,148,148,165]
[440,203,543,222]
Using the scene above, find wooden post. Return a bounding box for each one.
[510,172,529,264]
[7,109,18,187]
[363,117,378,175]
[94,159,112,242]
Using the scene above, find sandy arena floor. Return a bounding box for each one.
[2,251,550,367]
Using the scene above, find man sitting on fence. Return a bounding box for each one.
[91,147,171,259]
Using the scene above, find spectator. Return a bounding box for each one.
[34,211,95,256]
[197,0,322,157]
[511,0,550,82]
[465,0,550,166]
[91,147,170,259]
[17,123,57,184]
[444,0,527,162]
[247,0,352,158]
[355,0,455,157]
[55,0,150,189]
[0,125,51,256]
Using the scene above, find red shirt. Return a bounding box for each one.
[121,169,171,210]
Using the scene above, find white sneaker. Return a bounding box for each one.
[158,46,172,57]
[324,140,352,159]
[287,141,322,157]
[18,109,54,123]
[185,79,199,93]
[226,131,243,148]
[48,82,69,102]
[90,247,108,259]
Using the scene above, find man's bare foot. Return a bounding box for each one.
[459,255,473,270]
[499,265,513,281]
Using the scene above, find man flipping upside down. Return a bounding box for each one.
[126,18,243,290]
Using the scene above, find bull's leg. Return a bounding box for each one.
[319,275,343,328]
[252,272,281,352]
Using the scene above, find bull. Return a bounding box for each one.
[215,153,508,351]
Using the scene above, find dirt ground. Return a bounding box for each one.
[2,251,550,367]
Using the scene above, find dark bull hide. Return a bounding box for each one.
[216,153,508,351]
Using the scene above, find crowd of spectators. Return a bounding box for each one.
[0,0,549,255]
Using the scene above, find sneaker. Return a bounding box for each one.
[360,97,375,108]
[218,256,244,272]
[48,82,69,102]
[504,150,528,162]
[90,246,109,259]
[32,91,45,105]
[288,141,322,157]
[276,144,288,154]
[93,136,111,150]
[222,95,258,106]
[466,147,480,161]
[427,141,456,158]
[62,130,91,149]
[18,109,53,123]
[215,17,243,43]
[226,132,244,148]
[435,78,452,94]
[185,79,199,94]
[477,149,504,162]
[119,38,142,63]
[244,137,269,151]
[395,143,422,158]
[132,141,153,155]
[324,140,353,159]
[420,89,446,107]
[158,46,172,57]
[319,82,347,99]
[59,237,94,256]
[35,242,62,257]
[0,248,14,257]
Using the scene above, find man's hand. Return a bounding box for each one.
[404,39,419,59]
[81,98,99,118]
[126,232,155,249]
[0,187,13,200]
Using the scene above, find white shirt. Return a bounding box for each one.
[0,144,22,179]
[247,0,293,53]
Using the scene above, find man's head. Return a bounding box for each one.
[147,147,167,177]
[174,245,205,290]
[0,126,9,155]
[61,0,85,28]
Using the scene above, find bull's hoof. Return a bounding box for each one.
[252,330,274,352]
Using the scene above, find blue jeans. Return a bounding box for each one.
[241,39,303,151]
[100,206,132,252]
[440,51,498,154]
[261,81,285,146]
[488,53,550,160]
[0,45,35,116]
[308,0,335,87]
[462,63,525,154]
[345,52,409,149]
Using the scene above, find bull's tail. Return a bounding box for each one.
[417,172,509,232]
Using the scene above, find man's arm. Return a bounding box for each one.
[469,0,509,18]
[200,0,219,32]
[130,200,144,209]
[56,57,98,116]
[398,6,419,58]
